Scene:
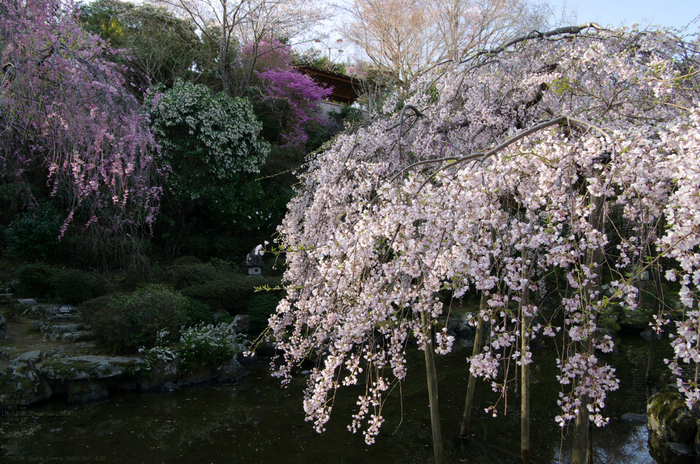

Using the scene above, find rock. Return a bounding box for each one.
[60,331,93,343]
[160,381,179,392]
[138,357,180,392]
[177,369,213,387]
[37,322,91,343]
[254,342,278,358]
[640,328,665,341]
[39,355,145,381]
[621,412,647,424]
[114,378,139,392]
[647,391,698,444]
[665,442,694,456]
[237,352,259,366]
[231,314,251,333]
[58,305,73,314]
[455,337,475,350]
[17,299,37,306]
[68,380,108,404]
[16,350,43,364]
[42,323,82,336]
[594,327,617,341]
[218,357,246,383]
[598,317,621,333]
[0,359,52,410]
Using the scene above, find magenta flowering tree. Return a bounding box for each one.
[244,39,333,147]
[256,67,333,146]
[267,24,700,463]
[0,0,161,259]
[235,38,293,92]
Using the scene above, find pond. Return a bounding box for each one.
[0,334,689,464]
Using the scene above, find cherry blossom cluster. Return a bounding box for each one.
[269,25,700,441]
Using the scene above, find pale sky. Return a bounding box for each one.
[547,0,699,31]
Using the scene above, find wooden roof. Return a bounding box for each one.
[295,65,365,105]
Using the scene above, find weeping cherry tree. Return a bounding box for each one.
[265,25,700,464]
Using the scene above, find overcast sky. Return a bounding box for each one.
[546,0,699,31]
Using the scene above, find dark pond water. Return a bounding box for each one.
[0,334,687,464]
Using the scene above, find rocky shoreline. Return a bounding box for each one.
[0,299,249,410]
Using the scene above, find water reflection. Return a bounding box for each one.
[0,335,677,463]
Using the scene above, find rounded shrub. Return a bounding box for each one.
[81,285,188,353]
[178,323,246,372]
[184,296,214,326]
[172,263,221,290]
[180,275,277,312]
[246,292,281,335]
[52,269,108,305]
[172,255,202,266]
[4,201,61,260]
[14,263,55,298]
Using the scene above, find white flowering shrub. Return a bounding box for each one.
[178,323,247,372]
[145,80,271,227]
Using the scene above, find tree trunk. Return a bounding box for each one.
[422,312,444,464]
[460,291,488,437]
[520,251,531,462]
[646,258,663,381]
[646,220,665,382]
[571,189,605,464]
[571,398,591,464]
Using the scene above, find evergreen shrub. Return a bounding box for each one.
[172,255,202,266]
[172,263,221,290]
[52,269,108,304]
[81,285,188,353]
[15,263,55,298]
[4,201,61,260]
[184,296,214,326]
[246,292,281,335]
[180,275,276,312]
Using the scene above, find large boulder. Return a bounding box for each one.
[137,357,180,392]
[68,380,109,404]
[0,356,52,410]
[648,391,697,444]
[231,315,251,333]
[39,355,145,381]
[217,356,246,383]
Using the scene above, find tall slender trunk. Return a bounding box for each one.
[645,262,663,382]
[521,314,531,462]
[520,250,532,462]
[460,291,488,437]
[571,189,605,464]
[646,220,665,382]
[422,311,444,464]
